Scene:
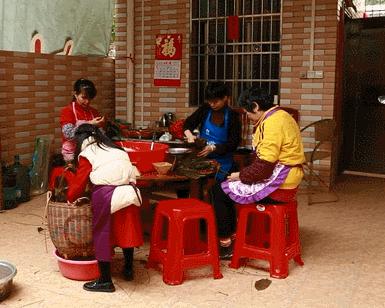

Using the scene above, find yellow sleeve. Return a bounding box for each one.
[256,119,283,163]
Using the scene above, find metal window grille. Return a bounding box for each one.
[190,0,281,106]
[365,0,385,18]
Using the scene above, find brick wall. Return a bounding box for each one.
[280,0,339,185]
[114,0,340,184]
[0,51,115,164]
[114,0,130,121]
[115,0,192,128]
[134,0,192,128]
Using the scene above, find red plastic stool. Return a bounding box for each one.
[146,198,223,285]
[229,201,304,279]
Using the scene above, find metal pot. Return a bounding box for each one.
[0,261,17,301]
[160,112,176,127]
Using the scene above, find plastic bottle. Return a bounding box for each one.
[1,162,18,209]
[29,136,53,196]
[10,155,31,203]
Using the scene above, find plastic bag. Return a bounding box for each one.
[30,135,53,196]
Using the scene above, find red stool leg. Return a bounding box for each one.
[289,203,304,266]
[206,214,223,279]
[294,255,304,266]
[146,210,163,269]
[269,207,289,279]
[162,218,184,285]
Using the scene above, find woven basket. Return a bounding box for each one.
[45,191,94,260]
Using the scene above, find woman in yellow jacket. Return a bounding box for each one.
[212,86,305,258]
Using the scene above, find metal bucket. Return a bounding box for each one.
[0,261,17,301]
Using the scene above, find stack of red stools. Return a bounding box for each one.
[147,198,223,285]
[230,200,304,278]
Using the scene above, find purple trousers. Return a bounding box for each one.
[92,185,115,262]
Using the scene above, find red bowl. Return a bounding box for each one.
[53,250,99,281]
[115,140,169,173]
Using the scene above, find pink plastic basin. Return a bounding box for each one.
[116,140,169,173]
[53,250,99,281]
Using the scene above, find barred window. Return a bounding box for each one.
[190,0,281,106]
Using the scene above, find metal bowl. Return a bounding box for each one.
[0,261,17,301]
[167,148,191,155]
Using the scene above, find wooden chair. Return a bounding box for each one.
[280,106,300,124]
[300,119,338,205]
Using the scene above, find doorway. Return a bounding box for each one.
[342,17,385,174]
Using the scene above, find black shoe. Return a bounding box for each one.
[219,245,233,260]
[122,267,134,281]
[83,279,115,293]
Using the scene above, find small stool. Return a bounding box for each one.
[230,201,304,279]
[147,198,223,285]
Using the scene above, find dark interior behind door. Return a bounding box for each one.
[343,17,385,174]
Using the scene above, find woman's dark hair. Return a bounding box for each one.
[72,78,97,101]
[50,153,65,168]
[205,82,230,101]
[238,86,274,112]
[73,124,124,165]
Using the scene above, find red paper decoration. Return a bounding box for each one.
[227,16,239,41]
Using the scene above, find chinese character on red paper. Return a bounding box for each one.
[155,34,182,60]
[154,34,182,86]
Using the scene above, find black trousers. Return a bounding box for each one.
[211,183,237,238]
[211,183,284,238]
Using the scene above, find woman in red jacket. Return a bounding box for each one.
[60,79,105,162]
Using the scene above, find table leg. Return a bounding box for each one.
[189,179,201,199]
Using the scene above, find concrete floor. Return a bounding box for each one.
[1,175,385,308]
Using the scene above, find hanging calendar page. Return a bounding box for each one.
[154,34,182,86]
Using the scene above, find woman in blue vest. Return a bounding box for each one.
[184,82,241,182]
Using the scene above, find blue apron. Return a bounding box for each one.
[200,108,234,182]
